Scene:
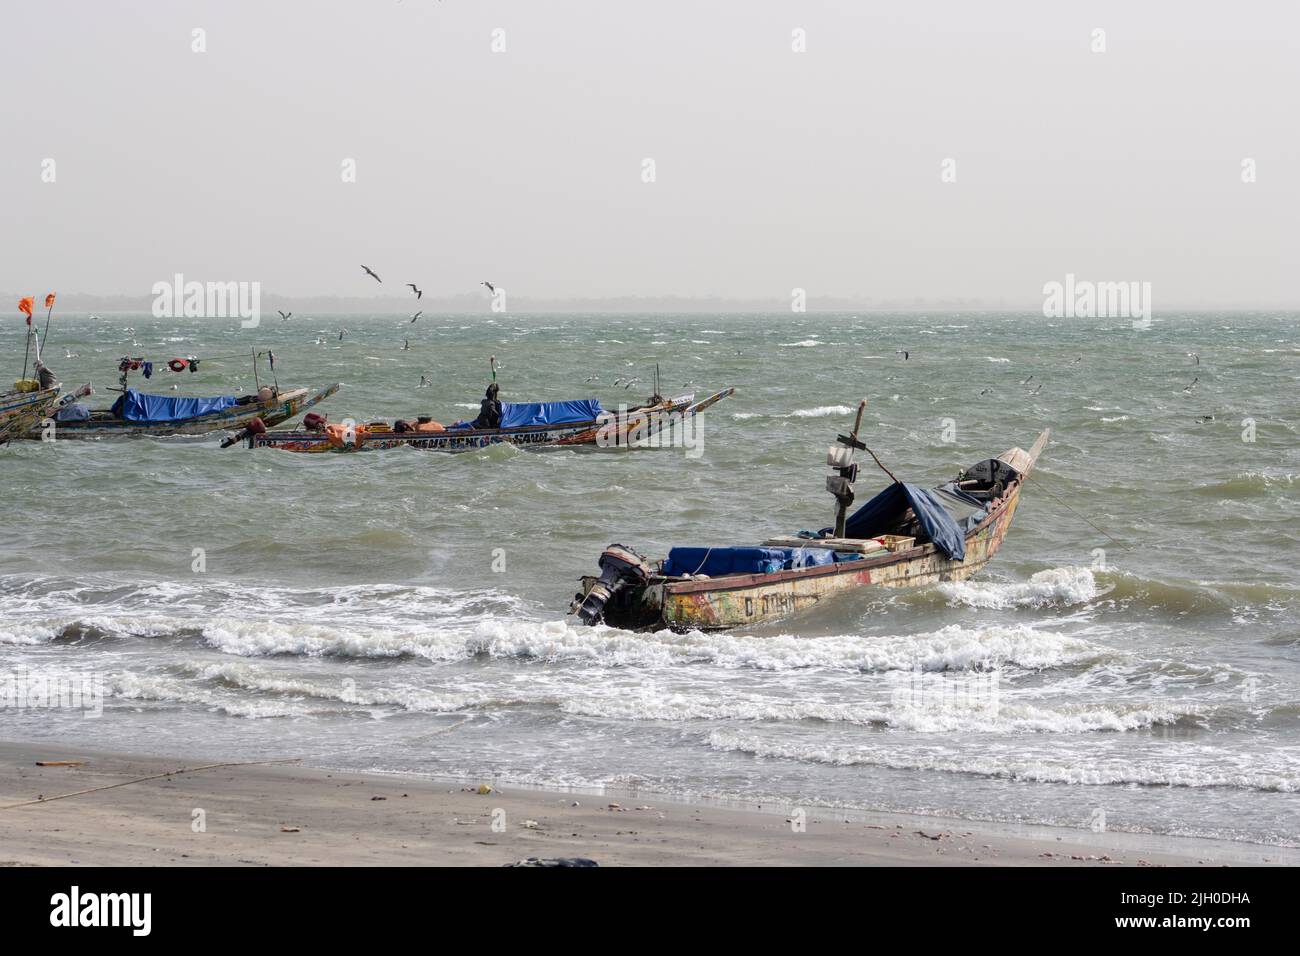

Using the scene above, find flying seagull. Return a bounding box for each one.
[482,281,496,294]
[896,349,909,360]
[1187,352,1200,366]
[406,283,423,299]
[410,311,422,323]
[402,339,411,351]
[338,329,347,341]
[1020,374,1034,386]
[361,265,382,283]
[278,310,292,321]
[1183,377,1199,392]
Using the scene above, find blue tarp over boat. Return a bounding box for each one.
[842,481,967,560]
[499,398,603,429]
[663,546,838,577]
[111,389,238,423]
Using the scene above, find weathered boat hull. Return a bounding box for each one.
[250,388,734,453]
[580,429,1049,632]
[0,387,60,444]
[27,384,339,439]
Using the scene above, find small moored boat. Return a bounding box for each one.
[30,383,340,439]
[570,402,1049,631]
[240,388,734,453]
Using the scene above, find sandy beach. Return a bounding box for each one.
[0,741,1292,867]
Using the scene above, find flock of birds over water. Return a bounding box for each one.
[74,264,1213,410]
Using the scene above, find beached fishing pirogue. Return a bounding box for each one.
[571,400,1049,631]
[238,388,734,453]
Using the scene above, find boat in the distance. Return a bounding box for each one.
[237,388,734,453]
[31,383,340,439]
[570,401,1049,631]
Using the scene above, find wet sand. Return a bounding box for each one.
[0,741,1292,867]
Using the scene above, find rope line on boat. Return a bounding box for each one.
[1025,470,1130,550]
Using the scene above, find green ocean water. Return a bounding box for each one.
[2,311,1298,846]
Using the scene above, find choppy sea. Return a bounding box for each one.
[2,311,1297,846]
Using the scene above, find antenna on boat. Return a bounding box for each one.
[828,400,868,538]
[251,347,260,391]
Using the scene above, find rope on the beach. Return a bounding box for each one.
[0,756,304,811]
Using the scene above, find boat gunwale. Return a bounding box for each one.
[254,387,733,446]
[660,428,1050,597]
[35,383,336,437]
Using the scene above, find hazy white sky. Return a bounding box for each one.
[3,1,1296,306]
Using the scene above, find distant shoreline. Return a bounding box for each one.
[6,297,1298,316]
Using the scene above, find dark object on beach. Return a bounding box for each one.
[570,417,1050,631]
[504,857,599,868]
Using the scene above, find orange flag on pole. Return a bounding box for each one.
[44,293,56,309]
[18,297,34,325]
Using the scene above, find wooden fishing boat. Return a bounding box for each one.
[0,386,61,444]
[570,415,1050,632]
[241,388,734,453]
[28,383,340,439]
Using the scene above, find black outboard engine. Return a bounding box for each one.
[574,544,653,625]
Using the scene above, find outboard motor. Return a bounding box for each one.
[574,544,653,625]
[221,417,267,448]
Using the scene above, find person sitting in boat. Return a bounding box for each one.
[472,383,502,429]
[33,359,57,391]
[447,384,502,430]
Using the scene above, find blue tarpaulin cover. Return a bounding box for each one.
[499,399,603,429]
[664,546,836,577]
[842,482,967,561]
[111,389,238,423]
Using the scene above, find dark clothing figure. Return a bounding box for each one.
[34,361,57,391]
[471,384,501,429]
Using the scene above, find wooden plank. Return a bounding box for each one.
[761,536,888,554]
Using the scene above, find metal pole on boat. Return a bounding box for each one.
[38,296,55,362]
[829,399,868,538]
[252,348,260,391]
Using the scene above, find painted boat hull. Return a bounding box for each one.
[27,384,339,439]
[250,388,734,453]
[0,387,61,444]
[580,429,1049,631]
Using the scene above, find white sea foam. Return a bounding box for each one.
[790,405,852,417]
[779,340,822,347]
[938,567,1100,610]
[704,731,1300,792]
